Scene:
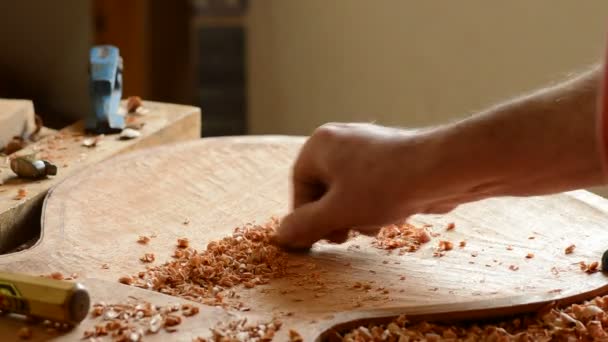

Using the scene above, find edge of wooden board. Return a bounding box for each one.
[317,280,608,341]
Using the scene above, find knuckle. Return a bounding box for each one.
[313,122,344,140]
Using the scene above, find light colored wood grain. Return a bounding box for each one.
[0,99,36,147]
[2,136,608,341]
[0,101,201,252]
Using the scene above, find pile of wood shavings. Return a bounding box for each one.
[121,219,288,309]
[82,301,199,341]
[194,318,285,342]
[340,296,608,341]
[371,223,431,254]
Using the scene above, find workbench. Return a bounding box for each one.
[0,99,201,253]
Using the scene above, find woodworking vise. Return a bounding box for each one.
[86,45,125,133]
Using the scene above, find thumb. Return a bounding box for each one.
[276,194,340,250]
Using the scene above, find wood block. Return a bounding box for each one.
[0,101,200,252]
[0,99,37,147]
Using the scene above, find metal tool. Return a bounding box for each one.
[86,45,125,134]
[10,156,57,179]
[0,271,90,324]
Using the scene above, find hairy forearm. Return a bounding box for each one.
[422,65,605,204]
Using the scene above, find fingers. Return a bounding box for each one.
[293,180,326,209]
[423,203,458,215]
[291,138,328,209]
[324,229,350,244]
[276,192,342,250]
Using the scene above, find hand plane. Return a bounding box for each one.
[86,45,125,134]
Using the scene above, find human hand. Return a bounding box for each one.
[275,123,460,250]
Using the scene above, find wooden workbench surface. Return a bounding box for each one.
[0,101,200,252]
[2,136,608,341]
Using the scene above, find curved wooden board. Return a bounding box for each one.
[2,136,608,341]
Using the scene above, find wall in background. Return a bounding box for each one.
[247,1,608,135]
[0,0,92,127]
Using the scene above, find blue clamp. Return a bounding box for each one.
[86,45,125,133]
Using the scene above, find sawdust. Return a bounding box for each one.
[195,318,283,342]
[82,300,199,341]
[120,218,288,309]
[371,223,431,254]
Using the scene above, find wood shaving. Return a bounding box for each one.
[526,253,534,259]
[580,261,600,274]
[17,326,32,339]
[163,314,181,327]
[118,276,134,285]
[339,296,608,341]
[372,223,431,254]
[122,219,288,308]
[509,265,519,271]
[438,240,453,251]
[46,272,64,280]
[181,304,199,317]
[176,238,189,248]
[565,244,576,254]
[433,240,453,257]
[195,318,282,342]
[289,329,304,341]
[126,96,143,113]
[83,300,199,341]
[140,253,155,263]
[137,236,151,244]
[101,263,110,269]
[14,188,27,200]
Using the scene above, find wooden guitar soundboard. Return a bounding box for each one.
[1,136,608,341]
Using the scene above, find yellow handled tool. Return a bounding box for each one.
[0,271,90,324]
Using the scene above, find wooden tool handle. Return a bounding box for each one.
[0,271,90,324]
